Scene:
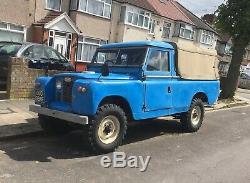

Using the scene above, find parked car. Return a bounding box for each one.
[239,72,250,90]
[0,42,74,92]
[0,42,74,71]
[30,41,220,153]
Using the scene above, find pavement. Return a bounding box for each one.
[0,88,250,140]
[0,100,41,139]
[0,103,250,182]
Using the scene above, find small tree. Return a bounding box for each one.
[215,0,250,99]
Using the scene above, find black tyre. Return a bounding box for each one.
[88,104,127,154]
[180,98,205,132]
[38,115,74,134]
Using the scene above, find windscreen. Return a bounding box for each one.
[92,47,147,66]
[0,43,22,56]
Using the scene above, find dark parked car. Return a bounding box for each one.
[0,42,74,71]
[0,42,74,92]
[239,72,250,90]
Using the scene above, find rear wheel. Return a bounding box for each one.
[38,115,74,135]
[180,98,204,132]
[88,104,127,154]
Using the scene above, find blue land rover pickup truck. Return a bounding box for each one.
[30,41,220,153]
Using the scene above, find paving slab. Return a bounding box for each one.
[0,100,42,139]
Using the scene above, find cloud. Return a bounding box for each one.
[177,0,225,17]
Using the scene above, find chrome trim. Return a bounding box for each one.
[29,105,89,125]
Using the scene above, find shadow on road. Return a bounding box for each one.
[0,119,184,162]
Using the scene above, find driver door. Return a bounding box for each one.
[143,48,172,112]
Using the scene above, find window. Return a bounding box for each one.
[147,50,170,72]
[0,43,22,56]
[70,0,78,10]
[93,50,119,63]
[77,37,107,62]
[225,44,232,55]
[149,19,156,34]
[0,22,25,42]
[92,48,147,66]
[179,24,195,40]
[66,34,72,60]
[23,45,46,60]
[200,30,215,45]
[46,0,61,11]
[162,22,171,38]
[116,48,147,66]
[48,30,54,47]
[125,6,151,29]
[71,0,112,19]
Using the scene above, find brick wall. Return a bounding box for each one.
[7,58,59,99]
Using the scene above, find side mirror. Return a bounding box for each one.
[101,62,110,77]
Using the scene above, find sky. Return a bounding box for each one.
[177,0,225,17]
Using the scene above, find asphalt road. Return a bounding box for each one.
[1,106,250,183]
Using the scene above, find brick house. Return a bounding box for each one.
[0,0,217,71]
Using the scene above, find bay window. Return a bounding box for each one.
[124,6,151,29]
[77,37,107,62]
[179,24,195,40]
[0,22,25,42]
[70,0,112,19]
[46,0,62,11]
[200,30,215,45]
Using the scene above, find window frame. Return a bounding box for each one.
[77,36,107,63]
[179,24,195,40]
[144,48,171,76]
[0,21,26,41]
[149,19,156,35]
[124,5,151,30]
[46,0,62,12]
[200,30,215,45]
[71,0,112,19]
[162,22,172,39]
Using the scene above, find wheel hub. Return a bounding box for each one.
[98,115,120,144]
[191,106,201,126]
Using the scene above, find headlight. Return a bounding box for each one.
[56,80,62,90]
[78,86,87,93]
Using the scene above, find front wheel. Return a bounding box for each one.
[87,104,127,154]
[180,98,205,132]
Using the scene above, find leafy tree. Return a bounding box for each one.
[215,0,250,99]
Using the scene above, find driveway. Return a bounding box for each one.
[0,106,250,183]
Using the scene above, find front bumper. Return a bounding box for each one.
[29,104,89,125]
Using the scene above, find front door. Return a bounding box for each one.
[144,48,172,111]
[54,35,67,57]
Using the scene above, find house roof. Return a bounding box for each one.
[33,11,63,25]
[173,1,217,33]
[146,0,193,25]
[115,0,217,33]
[115,0,155,12]
[115,0,193,25]
[33,12,80,34]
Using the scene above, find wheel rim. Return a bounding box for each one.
[98,115,120,145]
[191,106,202,126]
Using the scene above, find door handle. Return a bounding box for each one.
[168,87,171,93]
